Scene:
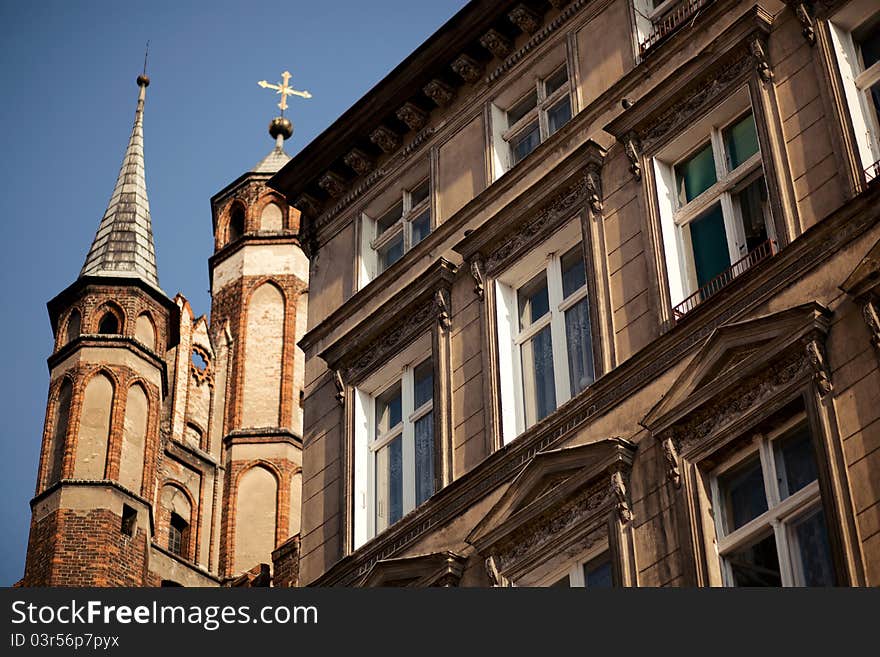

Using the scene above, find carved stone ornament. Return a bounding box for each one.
[423,79,455,107]
[508,4,541,34]
[435,289,452,331]
[662,436,681,488]
[611,470,633,524]
[317,171,348,198]
[585,161,603,215]
[293,193,321,218]
[451,54,482,84]
[470,258,485,301]
[749,38,773,83]
[485,556,511,588]
[804,337,833,396]
[190,345,214,388]
[863,299,880,353]
[623,132,641,181]
[479,29,513,59]
[548,0,567,7]
[342,148,374,177]
[369,126,401,154]
[794,2,816,46]
[395,102,428,131]
[333,370,345,405]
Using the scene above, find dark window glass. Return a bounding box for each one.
[565,297,594,396]
[168,513,188,557]
[410,180,429,207]
[719,454,768,532]
[583,556,613,588]
[690,203,730,289]
[375,383,402,436]
[508,90,538,126]
[675,142,716,205]
[377,201,403,236]
[413,360,433,409]
[774,425,818,500]
[66,310,81,344]
[121,505,137,537]
[512,122,541,164]
[517,272,550,329]
[728,533,782,586]
[792,509,835,586]
[736,177,770,253]
[561,246,586,298]
[547,96,572,136]
[379,234,404,272]
[414,412,434,506]
[544,66,568,96]
[229,205,245,242]
[724,113,760,171]
[98,312,119,335]
[856,19,880,69]
[410,209,431,246]
[522,325,556,425]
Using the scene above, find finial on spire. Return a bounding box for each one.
[137,41,150,88]
[257,70,311,116]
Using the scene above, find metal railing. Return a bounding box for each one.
[864,158,880,184]
[672,239,777,320]
[639,0,713,56]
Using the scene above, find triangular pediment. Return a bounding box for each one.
[357,551,466,588]
[840,236,880,299]
[466,438,635,550]
[642,303,831,434]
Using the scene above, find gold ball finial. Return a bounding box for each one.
[269,116,293,140]
[137,74,150,87]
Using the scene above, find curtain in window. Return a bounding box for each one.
[414,412,434,506]
[564,297,594,396]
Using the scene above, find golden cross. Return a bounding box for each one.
[257,70,312,114]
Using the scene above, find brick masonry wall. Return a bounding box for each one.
[272,534,301,587]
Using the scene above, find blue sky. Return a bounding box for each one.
[0,0,469,586]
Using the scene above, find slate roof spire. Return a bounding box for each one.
[80,73,161,292]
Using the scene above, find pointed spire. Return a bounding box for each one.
[80,74,161,292]
[252,116,292,173]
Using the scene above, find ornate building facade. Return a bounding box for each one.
[271,0,880,587]
[20,0,880,588]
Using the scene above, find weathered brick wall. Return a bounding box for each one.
[272,534,301,587]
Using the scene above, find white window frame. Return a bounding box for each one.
[829,0,880,178]
[501,63,572,168]
[653,86,776,308]
[352,334,433,548]
[495,220,594,442]
[359,178,432,286]
[526,545,612,588]
[709,413,830,587]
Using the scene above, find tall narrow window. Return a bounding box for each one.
[499,240,595,436]
[547,552,614,588]
[711,418,835,586]
[65,309,81,345]
[168,513,188,557]
[370,359,434,535]
[368,179,432,275]
[98,312,119,335]
[228,204,245,244]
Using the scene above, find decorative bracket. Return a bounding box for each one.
[436,289,452,331]
[485,555,511,587]
[470,258,485,301]
[662,436,681,488]
[585,161,603,216]
[863,299,880,353]
[610,470,633,524]
[333,370,345,405]
[423,79,455,107]
[342,149,374,177]
[369,126,401,153]
[317,171,348,198]
[804,337,833,396]
[623,132,641,181]
[479,29,513,59]
[396,102,428,131]
[451,54,482,84]
[749,38,774,83]
[794,3,816,46]
[508,4,541,34]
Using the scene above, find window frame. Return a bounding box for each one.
[538,547,615,588]
[707,412,835,587]
[367,178,432,276]
[501,63,573,167]
[495,219,596,441]
[168,512,189,558]
[653,87,776,309]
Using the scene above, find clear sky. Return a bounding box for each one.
[0,0,469,586]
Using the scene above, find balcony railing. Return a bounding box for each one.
[865,158,880,184]
[672,239,777,320]
[639,0,713,57]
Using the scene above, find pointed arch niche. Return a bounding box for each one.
[119,383,149,494]
[74,373,113,479]
[241,282,284,428]
[234,465,278,574]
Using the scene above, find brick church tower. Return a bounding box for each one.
[20,72,307,587]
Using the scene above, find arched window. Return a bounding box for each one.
[134,313,156,349]
[168,512,189,557]
[65,309,81,344]
[98,312,119,335]
[229,204,245,244]
[260,202,283,231]
[46,379,73,487]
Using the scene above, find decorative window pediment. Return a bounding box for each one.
[356,551,466,587]
[467,438,635,585]
[642,303,832,472]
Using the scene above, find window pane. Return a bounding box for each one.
[675,142,716,205]
[521,325,556,426]
[375,383,402,436]
[583,556,613,588]
[377,201,403,236]
[375,436,403,530]
[724,113,760,171]
[774,424,818,500]
[736,176,770,253]
[565,297,594,396]
[545,66,568,96]
[413,359,433,409]
[379,234,404,272]
[410,209,431,246]
[561,245,587,298]
[508,90,538,126]
[415,412,434,506]
[517,272,550,329]
[690,203,730,290]
[547,96,572,136]
[790,508,835,586]
[856,19,880,69]
[727,533,782,586]
[718,454,768,533]
[410,180,429,207]
[512,122,541,164]
[550,575,571,587]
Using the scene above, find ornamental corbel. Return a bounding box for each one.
[423,79,455,107]
[861,298,880,353]
[470,258,485,301]
[369,126,401,153]
[623,132,641,181]
[485,555,510,587]
[396,102,428,131]
[479,29,513,59]
[804,337,833,396]
[794,3,816,46]
[662,435,681,488]
[611,470,633,524]
[585,162,603,216]
[749,38,774,83]
[508,4,541,34]
[333,370,345,405]
[451,54,482,84]
[435,289,452,331]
